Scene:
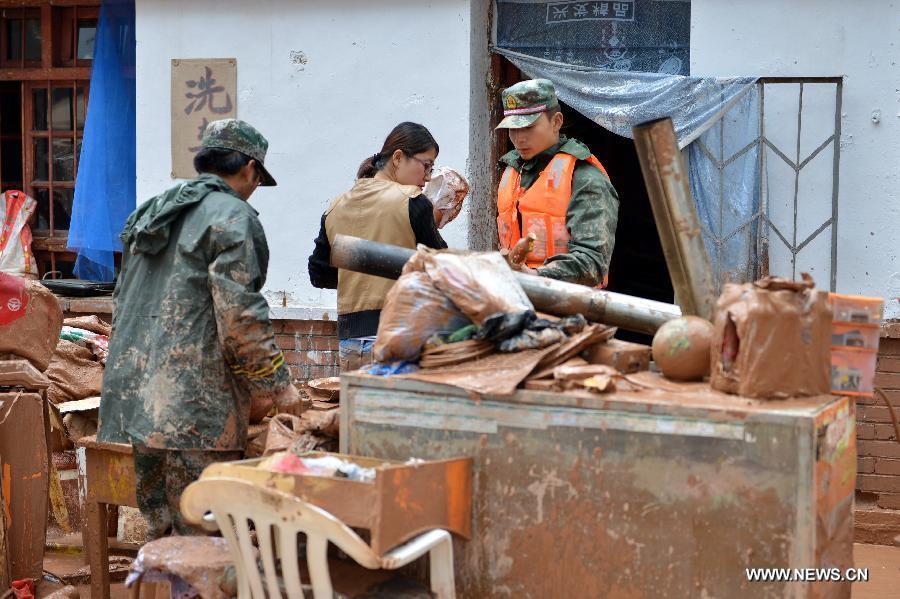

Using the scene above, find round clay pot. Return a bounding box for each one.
[651,316,715,382]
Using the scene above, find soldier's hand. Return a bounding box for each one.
[510,233,537,265]
[273,383,304,417]
[514,264,539,276]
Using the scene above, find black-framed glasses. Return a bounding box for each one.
[407,155,435,174]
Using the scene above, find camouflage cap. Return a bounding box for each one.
[201,118,277,186]
[496,79,560,129]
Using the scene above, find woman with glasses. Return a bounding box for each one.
[308,122,447,371]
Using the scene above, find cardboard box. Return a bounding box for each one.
[202,451,472,555]
[583,339,651,373]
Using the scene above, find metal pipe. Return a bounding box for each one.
[633,117,717,320]
[330,235,681,335]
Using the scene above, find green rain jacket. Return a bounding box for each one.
[98,174,290,450]
[500,136,619,287]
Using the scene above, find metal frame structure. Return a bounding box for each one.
[693,76,843,291]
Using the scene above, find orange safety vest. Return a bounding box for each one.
[497,152,608,270]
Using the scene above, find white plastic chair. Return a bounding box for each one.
[181,476,456,599]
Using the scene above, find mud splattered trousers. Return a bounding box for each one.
[132,445,242,539]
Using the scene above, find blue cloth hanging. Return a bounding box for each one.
[67,0,135,281]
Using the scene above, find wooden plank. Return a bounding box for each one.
[583,338,651,373]
[0,466,9,592]
[343,372,835,425]
[0,67,90,81]
[0,359,50,389]
[31,234,70,252]
[84,500,111,599]
[0,1,100,7]
[40,2,51,69]
[75,435,132,456]
[58,297,114,315]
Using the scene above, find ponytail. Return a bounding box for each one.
[355,122,439,179]
[356,153,382,179]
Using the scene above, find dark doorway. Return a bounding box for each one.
[492,56,673,343]
[558,103,673,342]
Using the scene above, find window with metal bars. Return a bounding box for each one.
[0,1,99,277]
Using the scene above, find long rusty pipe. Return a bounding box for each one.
[633,117,716,320]
[330,234,681,335]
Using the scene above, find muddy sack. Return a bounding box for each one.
[263,413,304,456]
[0,272,63,371]
[710,274,831,399]
[374,270,470,363]
[46,340,104,404]
[409,248,533,326]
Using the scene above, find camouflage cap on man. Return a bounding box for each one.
[496,79,560,129]
[201,118,277,186]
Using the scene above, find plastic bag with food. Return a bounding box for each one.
[417,249,533,325]
[374,270,471,363]
[422,167,469,229]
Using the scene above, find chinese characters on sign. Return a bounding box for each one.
[546,1,635,24]
[171,58,237,179]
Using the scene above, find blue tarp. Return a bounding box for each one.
[67,0,135,281]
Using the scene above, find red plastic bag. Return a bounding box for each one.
[0,272,63,371]
[12,579,36,599]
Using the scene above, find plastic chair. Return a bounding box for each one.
[180,476,456,599]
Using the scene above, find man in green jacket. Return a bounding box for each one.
[98,119,300,538]
[496,79,619,287]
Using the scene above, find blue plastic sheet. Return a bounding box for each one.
[492,47,762,286]
[688,91,763,288]
[67,0,135,281]
[494,48,757,148]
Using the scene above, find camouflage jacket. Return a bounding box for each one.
[98,174,290,450]
[500,136,619,286]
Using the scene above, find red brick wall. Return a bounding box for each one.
[855,335,900,544]
[273,319,340,384]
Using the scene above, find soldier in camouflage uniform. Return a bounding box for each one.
[98,119,300,538]
[496,79,619,287]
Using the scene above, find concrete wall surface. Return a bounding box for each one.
[135,0,489,312]
[692,0,900,318]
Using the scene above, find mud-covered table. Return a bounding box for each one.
[75,435,136,599]
[341,371,855,599]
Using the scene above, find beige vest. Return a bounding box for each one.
[325,178,419,314]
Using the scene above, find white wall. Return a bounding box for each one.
[135,0,487,314]
[692,0,900,319]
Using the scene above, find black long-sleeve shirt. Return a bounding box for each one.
[308,194,447,338]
